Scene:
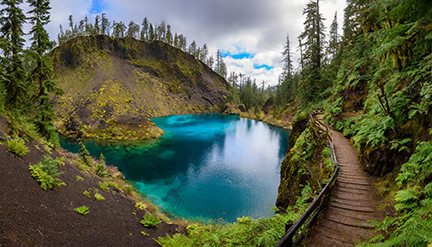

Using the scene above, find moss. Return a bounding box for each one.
[276,114,332,211]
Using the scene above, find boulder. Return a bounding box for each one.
[238,104,246,112]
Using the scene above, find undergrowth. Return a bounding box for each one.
[6,138,29,157]
[156,201,309,246]
[29,156,66,190]
[363,141,432,247]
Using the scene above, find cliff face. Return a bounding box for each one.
[51,35,229,141]
[276,114,333,210]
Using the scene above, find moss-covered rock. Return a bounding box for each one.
[276,113,333,210]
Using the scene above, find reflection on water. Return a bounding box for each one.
[60,114,289,222]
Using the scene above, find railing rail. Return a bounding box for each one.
[275,111,339,247]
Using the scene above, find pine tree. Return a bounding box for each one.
[127,21,139,39]
[215,50,227,78]
[27,0,60,142]
[188,40,197,57]
[201,44,208,62]
[157,21,166,41]
[328,12,339,59]
[166,24,173,45]
[281,34,293,79]
[298,0,326,102]
[68,15,76,38]
[174,33,179,47]
[148,23,155,41]
[0,0,28,106]
[140,17,149,41]
[101,13,109,35]
[94,15,100,35]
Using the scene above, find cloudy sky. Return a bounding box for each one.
[26,0,346,86]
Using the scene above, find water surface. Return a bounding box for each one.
[61,114,289,222]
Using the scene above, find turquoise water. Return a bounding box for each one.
[60,114,289,222]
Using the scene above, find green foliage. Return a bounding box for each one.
[237,216,253,224]
[75,205,89,215]
[140,231,149,236]
[140,212,162,228]
[6,138,29,157]
[99,181,110,192]
[396,142,432,187]
[96,153,108,177]
[29,156,66,190]
[79,142,93,167]
[124,185,134,194]
[75,175,84,181]
[83,190,91,198]
[94,192,105,201]
[157,210,303,246]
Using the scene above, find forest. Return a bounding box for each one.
[1,0,432,246]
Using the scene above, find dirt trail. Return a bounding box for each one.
[303,120,385,246]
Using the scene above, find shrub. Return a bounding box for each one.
[29,156,66,190]
[83,190,91,198]
[140,212,162,228]
[99,181,110,192]
[124,185,134,194]
[79,142,93,167]
[6,138,29,157]
[75,206,89,215]
[94,192,105,201]
[96,153,109,177]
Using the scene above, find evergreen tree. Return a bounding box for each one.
[101,13,109,35]
[78,19,85,36]
[94,15,100,35]
[140,17,149,41]
[281,34,293,79]
[188,40,197,57]
[166,24,173,45]
[174,33,179,47]
[157,21,166,41]
[228,71,238,88]
[0,0,28,106]
[68,15,76,38]
[112,21,126,38]
[215,50,227,78]
[328,11,339,58]
[201,44,208,62]
[207,55,214,69]
[127,21,140,39]
[148,23,155,41]
[84,15,89,35]
[57,24,66,45]
[298,0,326,102]
[27,0,60,142]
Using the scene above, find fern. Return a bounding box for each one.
[29,156,66,190]
[6,138,29,157]
[140,212,162,228]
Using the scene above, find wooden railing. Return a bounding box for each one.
[275,112,339,247]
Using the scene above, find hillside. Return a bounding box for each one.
[0,115,185,246]
[51,35,229,141]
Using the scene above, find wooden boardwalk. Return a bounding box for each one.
[302,130,385,246]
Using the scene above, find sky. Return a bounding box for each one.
[22,0,347,87]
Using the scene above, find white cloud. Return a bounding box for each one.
[26,0,347,86]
